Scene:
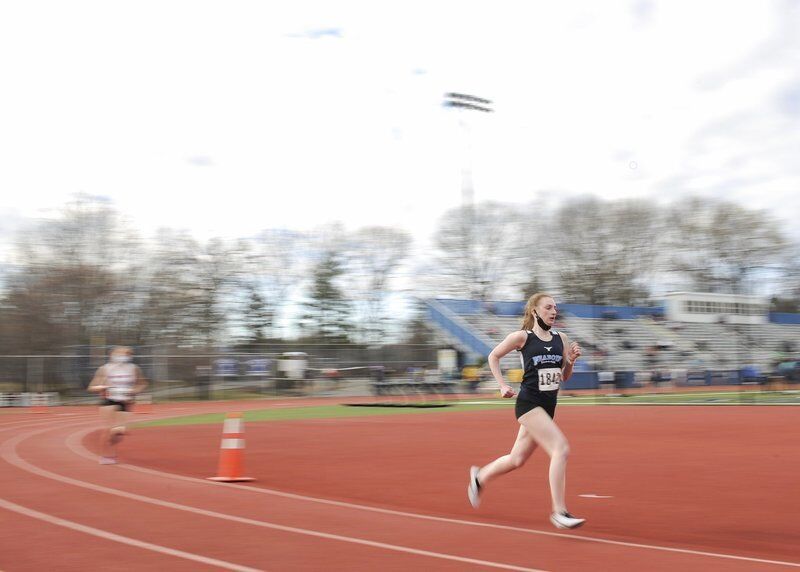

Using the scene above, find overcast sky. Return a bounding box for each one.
[1,0,799,250]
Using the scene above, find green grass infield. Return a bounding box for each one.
[133,390,800,427]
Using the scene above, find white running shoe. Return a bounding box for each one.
[550,511,585,529]
[99,456,117,465]
[467,466,482,508]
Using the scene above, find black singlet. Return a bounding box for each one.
[514,329,565,419]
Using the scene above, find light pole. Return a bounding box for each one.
[443,92,493,300]
[442,93,493,209]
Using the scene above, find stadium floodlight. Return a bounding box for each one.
[443,92,494,113]
[442,92,494,208]
[442,92,494,299]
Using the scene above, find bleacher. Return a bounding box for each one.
[459,313,685,370]
[425,298,800,375]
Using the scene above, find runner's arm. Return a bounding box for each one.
[559,332,581,382]
[88,366,108,392]
[488,331,527,398]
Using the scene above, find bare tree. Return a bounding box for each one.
[663,197,789,294]
[510,201,557,299]
[432,201,523,300]
[769,240,800,312]
[136,229,198,344]
[4,195,144,352]
[138,231,247,347]
[552,197,660,305]
[344,226,411,343]
[238,229,306,340]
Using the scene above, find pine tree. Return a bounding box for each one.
[300,251,353,341]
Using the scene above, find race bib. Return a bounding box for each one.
[538,368,562,391]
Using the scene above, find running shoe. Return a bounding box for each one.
[550,511,585,529]
[467,466,481,508]
[99,456,117,465]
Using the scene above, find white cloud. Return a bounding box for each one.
[0,0,797,247]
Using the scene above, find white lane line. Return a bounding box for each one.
[6,426,545,572]
[65,426,800,569]
[0,416,93,434]
[578,494,614,499]
[0,497,261,572]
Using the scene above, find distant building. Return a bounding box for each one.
[661,292,768,325]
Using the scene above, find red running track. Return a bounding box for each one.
[1,401,798,571]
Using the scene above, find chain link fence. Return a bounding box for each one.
[0,343,444,404]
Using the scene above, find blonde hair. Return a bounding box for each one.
[521,292,554,331]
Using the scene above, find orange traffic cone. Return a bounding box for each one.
[207,412,255,482]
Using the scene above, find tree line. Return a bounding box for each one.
[0,194,797,355]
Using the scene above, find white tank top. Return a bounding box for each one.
[104,363,137,402]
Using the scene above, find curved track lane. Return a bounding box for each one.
[1,405,798,571]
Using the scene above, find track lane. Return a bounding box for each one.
[2,419,542,571]
[3,411,797,571]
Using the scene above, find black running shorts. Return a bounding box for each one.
[515,388,557,419]
[101,399,131,412]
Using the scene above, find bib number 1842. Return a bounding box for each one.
[538,368,562,391]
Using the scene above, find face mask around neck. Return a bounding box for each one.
[535,314,551,331]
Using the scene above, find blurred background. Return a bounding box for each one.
[1,1,799,403]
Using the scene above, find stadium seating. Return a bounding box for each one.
[426,299,800,374]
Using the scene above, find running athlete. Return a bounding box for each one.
[467,293,586,529]
[88,346,148,464]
